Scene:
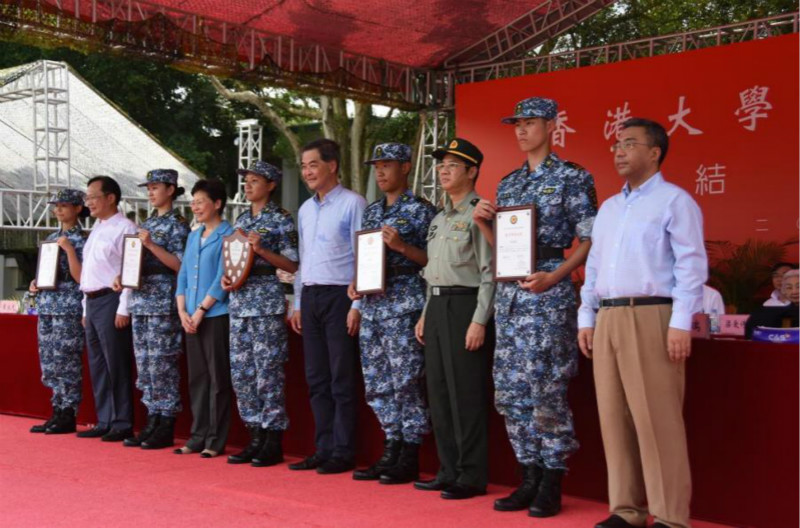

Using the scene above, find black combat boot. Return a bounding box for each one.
[31,409,59,433]
[379,441,421,484]
[45,408,77,435]
[227,425,265,464]
[528,467,564,518]
[352,439,402,481]
[141,416,176,450]
[124,413,160,447]
[251,430,284,467]
[494,463,542,511]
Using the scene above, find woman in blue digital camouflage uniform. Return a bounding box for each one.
[28,188,88,435]
[221,161,299,467]
[114,169,190,450]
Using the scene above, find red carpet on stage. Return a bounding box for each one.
[0,415,731,528]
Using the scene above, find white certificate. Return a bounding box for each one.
[494,205,536,281]
[36,241,60,290]
[355,229,386,294]
[120,235,144,289]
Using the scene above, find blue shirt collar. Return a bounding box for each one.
[314,183,344,205]
[622,171,663,198]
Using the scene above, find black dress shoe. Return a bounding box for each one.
[441,483,487,500]
[288,453,327,471]
[316,457,356,474]
[595,515,643,528]
[413,477,453,491]
[45,408,76,434]
[77,425,110,438]
[101,428,134,442]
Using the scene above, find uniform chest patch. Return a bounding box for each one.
[541,187,557,195]
[450,221,469,232]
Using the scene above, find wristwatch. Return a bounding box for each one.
[198,305,208,313]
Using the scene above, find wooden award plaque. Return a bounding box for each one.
[222,229,255,291]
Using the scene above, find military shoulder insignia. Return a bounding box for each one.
[176,214,188,224]
[588,186,598,209]
[564,160,586,172]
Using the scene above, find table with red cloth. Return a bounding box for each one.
[0,314,795,528]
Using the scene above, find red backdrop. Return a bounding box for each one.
[457,34,799,246]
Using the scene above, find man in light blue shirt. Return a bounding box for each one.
[289,138,367,474]
[578,118,706,528]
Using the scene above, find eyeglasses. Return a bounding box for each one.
[610,141,650,153]
[83,193,108,203]
[190,199,212,207]
[435,162,466,172]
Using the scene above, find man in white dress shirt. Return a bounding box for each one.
[578,119,707,528]
[77,176,138,441]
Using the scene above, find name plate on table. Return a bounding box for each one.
[120,235,144,289]
[493,205,536,282]
[691,313,711,339]
[36,241,60,290]
[355,229,385,295]
[718,315,749,336]
[0,300,20,314]
[222,230,255,291]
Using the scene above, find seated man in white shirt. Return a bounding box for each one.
[77,176,138,441]
[702,284,725,315]
[763,262,795,307]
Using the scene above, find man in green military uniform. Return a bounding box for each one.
[413,138,495,500]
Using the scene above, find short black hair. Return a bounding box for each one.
[302,138,340,175]
[191,178,227,214]
[620,118,669,166]
[87,175,122,206]
[772,262,798,273]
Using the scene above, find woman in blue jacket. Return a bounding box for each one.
[174,179,234,458]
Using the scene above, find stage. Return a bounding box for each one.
[0,415,733,528]
[0,314,796,527]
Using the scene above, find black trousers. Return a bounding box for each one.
[301,285,358,460]
[185,315,232,453]
[424,293,493,489]
[84,292,134,430]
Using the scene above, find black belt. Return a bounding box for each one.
[600,296,672,308]
[387,265,421,278]
[85,288,114,299]
[538,246,565,260]
[431,286,479,296]
[250,267,277,276]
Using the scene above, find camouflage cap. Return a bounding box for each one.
[364,142,412,165]
[501,97,558,124]
[48,188,89,217]
[48,188,86,206]
[139,168,179,187]
[236,160,282,183]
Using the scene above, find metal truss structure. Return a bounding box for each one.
[0,0,433,110]
[444,0,615,68]
[235,119,262,202]
[450,13,799,85]
[413,110,450,206]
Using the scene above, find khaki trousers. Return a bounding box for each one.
[593,304,691,528]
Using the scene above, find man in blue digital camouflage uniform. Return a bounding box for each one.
[348,143,436,484]
[473,97,598,517]
[223,160,300,468]
[28,188,88,435]
[121,169,190,450]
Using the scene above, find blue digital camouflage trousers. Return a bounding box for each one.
[360,313,429,444]
[230,315,288,430]
[132,315,183,416]
[38,315,83,412]
[493,307,580,469]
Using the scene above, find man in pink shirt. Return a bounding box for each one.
[78,176,138,441]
